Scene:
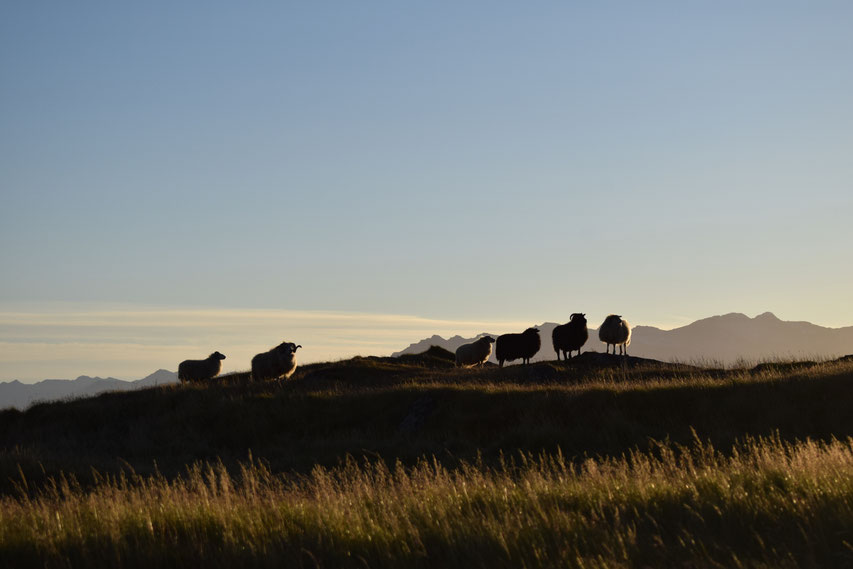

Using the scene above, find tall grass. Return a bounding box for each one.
[2,435,852,568]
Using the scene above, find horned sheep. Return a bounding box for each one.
[495,327,541,367]
[455,336,496,367]
[251,342,301,382]
[598,315,631,355]
[178,351,226,383]
[552,313,588,360]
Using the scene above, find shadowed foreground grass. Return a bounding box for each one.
[2,435,852,568]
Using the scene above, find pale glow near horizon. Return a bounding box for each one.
[0,303,540,382]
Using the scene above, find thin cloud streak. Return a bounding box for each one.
[1,305,534,330]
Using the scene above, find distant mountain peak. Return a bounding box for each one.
[718,313,750,320]
[754,312,780,321]
[1,370,178,410]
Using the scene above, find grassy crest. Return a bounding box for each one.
[1,354,852,566]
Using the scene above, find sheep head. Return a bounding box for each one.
[210,351,226,360]
[275,342,301,355]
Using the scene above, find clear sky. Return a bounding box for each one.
[2,2,852,381]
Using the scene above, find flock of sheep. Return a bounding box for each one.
[177,342,301,384]
[177,314,632,383]
[455,314,631,367]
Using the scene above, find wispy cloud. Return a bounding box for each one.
[0,303,531,382]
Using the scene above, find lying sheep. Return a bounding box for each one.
[251,342,301,382]
[552,313,588,360]
[455,336,495,367]
[178,351,226,383]
[599,315,631,355]
[495,327,541,367]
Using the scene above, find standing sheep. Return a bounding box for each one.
[552,313,588,360]
[251,342,301,382]
[178,351,226,383]
[495,327,541,367]
[598,315,631,355]
[455,336,496,367]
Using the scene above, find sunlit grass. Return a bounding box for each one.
[2,435,852,568]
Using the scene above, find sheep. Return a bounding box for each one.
[178,351,226,383]
[495,327,541,367]
[251,341,302,382]
[455,336,496,367]
[552,313,588,360]
[598,315,631,355]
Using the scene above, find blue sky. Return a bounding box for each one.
[2,3,852,381]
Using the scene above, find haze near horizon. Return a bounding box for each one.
[1,3,851,381]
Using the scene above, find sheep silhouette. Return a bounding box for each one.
[598,315,631,355]
[552,313,588,360]
[178,351,226,383]
[495,328,541,367]
[251,342,301,382]
[455,336,496,367]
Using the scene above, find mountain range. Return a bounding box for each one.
[0,369,177,411]
[393,312,853,366]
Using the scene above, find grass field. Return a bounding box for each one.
[1,352,852,567]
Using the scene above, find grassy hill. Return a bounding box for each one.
[1,351,852,567]
[2,351,852,488]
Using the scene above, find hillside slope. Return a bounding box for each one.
[1,353,852,493]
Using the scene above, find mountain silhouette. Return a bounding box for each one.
[0,369,178,410]
[393,313,853,366]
